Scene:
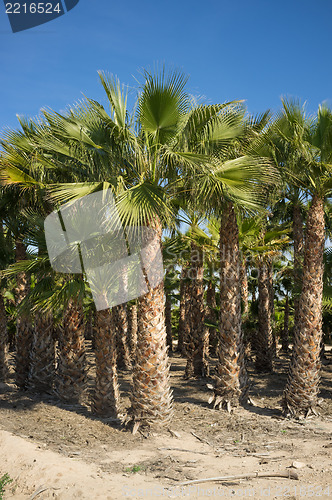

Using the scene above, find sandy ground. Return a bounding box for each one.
[0,346,331,499]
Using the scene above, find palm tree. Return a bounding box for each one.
[283,105,332,417]
[210,201,250,410]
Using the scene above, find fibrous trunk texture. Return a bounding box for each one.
[283,195,325,417]
[293,204,304,338]
[177,264,191,355]
[91,308,120,418]
[15,240,33,389]
[128,222,173,430]
[320,340,327,361]
[165,290,173,354]
[267,259,277,358]
[84,309,94,341]
[281,295,290,352]
[255,258,274,372]
[185,243,209,378]
[211,203,248,410]
[127,303,138,361]
[55,299,87,403]
[114,304,132,371]
[0,292,8,382]
[206,280,218,355]
[240,258,249,319]
[29,313,55,392]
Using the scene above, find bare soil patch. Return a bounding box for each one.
[0,346,331,499]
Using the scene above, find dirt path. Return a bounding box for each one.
[0,349,331,499]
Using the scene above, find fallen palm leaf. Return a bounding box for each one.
[178,470,299,486]
[158,447,209,455]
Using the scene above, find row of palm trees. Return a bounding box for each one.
[0,68,331,431]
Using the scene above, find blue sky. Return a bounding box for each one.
[1,0,332,134]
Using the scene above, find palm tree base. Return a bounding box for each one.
[209,373,249,411]
[129,284,173,430]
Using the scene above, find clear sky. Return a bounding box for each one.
[1,0,332,134]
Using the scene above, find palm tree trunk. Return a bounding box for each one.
[114,304,132,371]
[127,303,138,361]
[0,291,8,382]
[55,298,87,403]
[211,202,248,410]
[255,258,274,372]
[267,259,277,357]
[84,309,94,341]
[91,307,120,418]
[177,264,190,355]
[185,242,209,378]
[165,290,173,354]
[29,313,55,392]
[283,195,325,417]
[15,240,33,389]
[128,221,173,430]
[281,294,289,352]
[206,280,218,355]
[240,258,249,318]
[293,204,304,336]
